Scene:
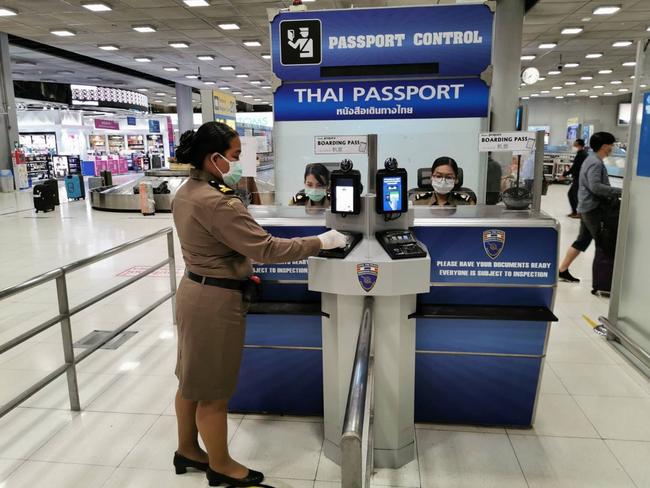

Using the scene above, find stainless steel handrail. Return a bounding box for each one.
[341,296,374,488]
[0,227,177,418]
[599,316,650,369]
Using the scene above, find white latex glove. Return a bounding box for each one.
[318,230,348,250]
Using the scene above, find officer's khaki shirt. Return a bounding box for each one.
[173,169,321,280]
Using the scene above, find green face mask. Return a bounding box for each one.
[305,188,326,202]
[214,153,243,187]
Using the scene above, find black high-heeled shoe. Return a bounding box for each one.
[206,466,264,487]
[173,451,209,474]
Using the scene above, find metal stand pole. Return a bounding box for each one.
[56,273,80,411]
[167,230,177,324]
[532,130,546,212]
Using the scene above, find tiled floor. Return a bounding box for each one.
[1,183,649,488]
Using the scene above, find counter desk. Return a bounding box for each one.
[230,205,559,428]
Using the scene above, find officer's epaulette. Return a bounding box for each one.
[292,191,306,205]
[415,191,433,201]
[453,191,472,202]
[208,180,234,195]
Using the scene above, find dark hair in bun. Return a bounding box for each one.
[175,121,238,168]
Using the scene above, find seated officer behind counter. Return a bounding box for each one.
[290,163,331,207]
[414,156,477,207]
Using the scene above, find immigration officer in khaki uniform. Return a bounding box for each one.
[171,122,347,487]
[413,156,477,207]
[289,163,332,208]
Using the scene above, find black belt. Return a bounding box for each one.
[186,271,246,291]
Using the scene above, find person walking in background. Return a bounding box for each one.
[563,138,589,218]
[558,132,621,282]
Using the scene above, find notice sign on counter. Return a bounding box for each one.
[314,135,368,154]
[252,259,309,281]
[478,132,536,153]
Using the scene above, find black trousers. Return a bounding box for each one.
[571,208,602,252]
[567,183,579,214]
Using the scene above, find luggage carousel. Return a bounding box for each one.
[90,170,188,212]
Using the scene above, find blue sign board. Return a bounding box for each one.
[271,4,493,81]
[274,78,489,121]
[127,116,136,126]
[637,91,650,178]
[148,119,161,133]
[414,226,558,286]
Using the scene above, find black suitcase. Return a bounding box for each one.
[43,179,60,205]
[33,183,56,213]
[592,246,614,295]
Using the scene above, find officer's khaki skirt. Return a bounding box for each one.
[175,276,247,401]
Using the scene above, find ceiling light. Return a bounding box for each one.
[565,81,576,85]
[236,73,249,78]
[183,0,209,5]
[594,85,605,88]
[204,81,216,85]
[521,96,530,100]
[631,75,635,79]
[538,77,546,81]
[197,55,214,61]
[134,57,152,62]
[531,93,540,97]
[548,70,561,75]
[598,69,613,74]
[0,7,17,15]
[538,43,557,49]
[590,95,599,98]
[586,53,603,58]
[610,80,623,84]
[81,2,112,11]
[641,84,648,88]
[42,79,54,83]
[622,61,636,67]
[98,44,119,51]
[261,85,271,89]
[552,86,562,90]
[243,95,253,98]
[593,6,621,15]
[262,53,271,59]
[169,41,190,48]
[163,67,179,72]
[51,29,76,37]
[618,88,628,92]
[612,41,633,47]
[232,91,242,95]
[564,63,580,68]
[555,96,565,99]
[561,27,583,35]
[579,89,589,93]
[521,55,536,61]
[218,86,230,91]
[254,98,262,102]
[604,92,614,95]
[581,76,593,80]
[220,65,235,71]
[541,90,550,94]
[250,80,262,85]
[185,74,199,79]
[155,92,166,96]
[137,88,148,92]
[153,99,163,103]
[243,40,262,47]
[133,25,156,33]
[218,23,240,30]
[648,27,650,32]
[567,93,576,97]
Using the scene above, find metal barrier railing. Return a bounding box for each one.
[598,316,650,369]
[341,296,375,488]
[0,227,177,418]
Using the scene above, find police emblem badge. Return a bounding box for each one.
[356,263,379,292]
[483,229,506,260]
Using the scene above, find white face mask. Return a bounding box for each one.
[432,178,455,195]
[571,146,578,153]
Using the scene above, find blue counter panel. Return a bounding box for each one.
[260,283,320,302]
[415,354,541,426]
[418,285,554,308]
[246,314,322,348]
[230,348,324,416]
[416,318,548,355]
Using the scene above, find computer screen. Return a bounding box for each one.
[382,176,403,212]
[334,177,355,213]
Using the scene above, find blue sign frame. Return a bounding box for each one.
[637,91,650,178]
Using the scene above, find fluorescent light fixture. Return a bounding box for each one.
[604,92,614,95]
[232,91,242,94]
[594,85,605,88]
[51,29,76,37]
[548,70,561,75]
[610,80,623,84]
[134,57,152,62]
[618,88,628,92]
[561,27,583,35]
[243,95,253,98]
[538,77,546,81]
[98,44,119,51]
[185,74,199,79]
[631,75,635,79]
[169,41,190,48]
[598,69,613,74]
[590,95,599,98]
[581,76,593,80]
[641,84,648,88]
[261,53,271,59]
[220,65,235,71]
[250,80,262,85]
[197,55,214,61]
[184,0,209,5]
[163,67,179,72]
[586,53,603,58]
[153,99,163,103]
[235,73,249,78]
[531,93,540,97]
[541,90,550,94]
[555,96,565,99]
[261,85,271,89]
[81,2,112,11]
[218,23,239,30]
[243,40,262,47]
[567,93,576,96]
[0,7,18,15]
[137,88,148,92]
[538,43,557,49]
[133,25,156,33]
[579,89,589,93]
[155,92,166,96]
[521,96,530,100]
[582,17,592,22]
[622,61,636,67]
[521,55,536,61]
[564,62,580,68]
[593,5,621,15]
[612,41,633,47]
[565,81,576,85]
[254,98,262,101]
[552,86,562,90]
[204,81,216,85]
